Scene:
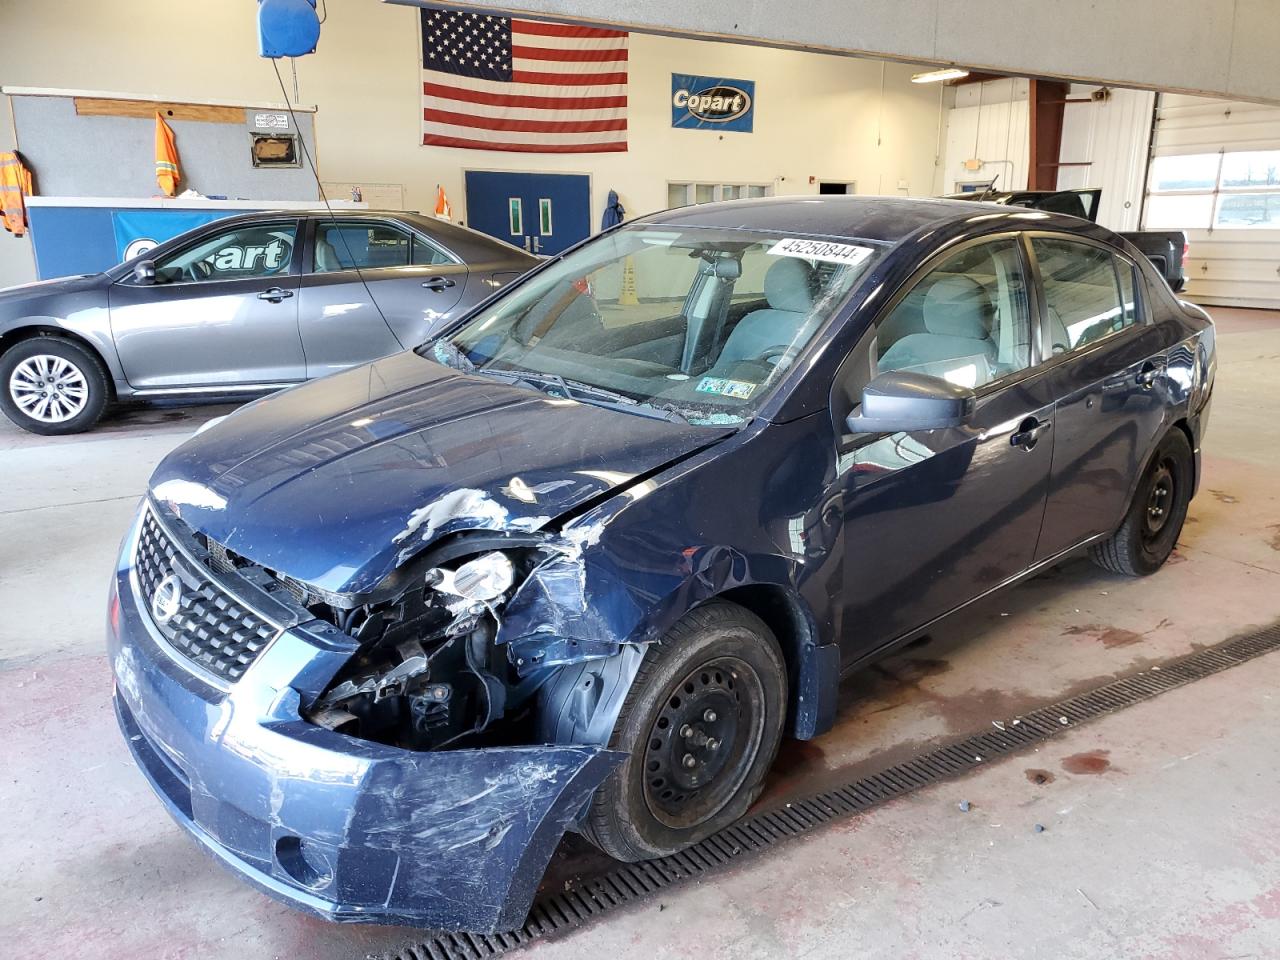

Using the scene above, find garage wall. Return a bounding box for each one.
[936,79,1030,195]
[1055,85,1155,233]
[934,80,1154,234]
[0,0,946,290]
[473,0,1280,106]
[1144,93,1280,308]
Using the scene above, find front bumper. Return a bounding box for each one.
[107,530,622,931]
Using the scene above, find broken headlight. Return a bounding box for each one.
[304,548,529,750]
[427,551,515,603]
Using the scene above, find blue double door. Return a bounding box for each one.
[464,171,590,256]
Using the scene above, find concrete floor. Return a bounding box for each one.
[2,307,1279,959]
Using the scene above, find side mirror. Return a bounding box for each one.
[133,259,157,285]
[845,370,975,434]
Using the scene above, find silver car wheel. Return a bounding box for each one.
[8,354,90,424]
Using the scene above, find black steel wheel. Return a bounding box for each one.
[582,602,787,862]
[1090,429,1194,577]
[643,655,767,830]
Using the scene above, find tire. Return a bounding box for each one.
[582,601,787,862]
[1089,429,1194,577]
[0,337,110,435]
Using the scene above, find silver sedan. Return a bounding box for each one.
[0,209,537,434]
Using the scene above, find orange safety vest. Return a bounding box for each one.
[155,112,181,197]
[0,151,34,237]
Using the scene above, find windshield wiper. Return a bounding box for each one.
[484,368,689,423]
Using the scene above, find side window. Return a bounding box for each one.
[876,239,1032,390]
[1117,258,1140,328]
[153,222,297,284]
[1034,238,1132,354]
[412,234,454,266]
[313,221,411,273]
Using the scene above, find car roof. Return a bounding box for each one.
[638,194,1111,247]
[147,207,533,266]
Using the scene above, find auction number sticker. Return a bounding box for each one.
[768,237,874,266]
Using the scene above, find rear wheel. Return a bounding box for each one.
[582,602,787,862]
[0,337,110,435]
[1089,429,1193,576]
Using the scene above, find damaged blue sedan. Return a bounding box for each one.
[108,196,1215,931]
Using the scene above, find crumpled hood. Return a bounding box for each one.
[150,351,726,596]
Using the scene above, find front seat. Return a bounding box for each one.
[713,258,816,368]
[314,236,343,272]
[877,276,997,385]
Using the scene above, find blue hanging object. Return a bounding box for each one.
[258,0,321,59]
[601,189,626,230]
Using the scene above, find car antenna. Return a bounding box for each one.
[979,175,999,201]
[270,58,389,326]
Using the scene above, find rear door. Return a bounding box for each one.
[1029,236,1170,560]
[297,217,468,377]
[108,219,305,389]
[838,236,1057,655]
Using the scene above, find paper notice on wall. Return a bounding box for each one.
[319,181,405,210]
[767,237,875,266]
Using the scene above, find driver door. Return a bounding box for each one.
[108,219,306,390]
[836,237,1058,657]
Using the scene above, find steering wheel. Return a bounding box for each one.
[187,260,214,282]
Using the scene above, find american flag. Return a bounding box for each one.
[420,6,627,153]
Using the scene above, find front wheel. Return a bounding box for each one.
[1089,429,1194,576]
[582,601,787,862]
[0,337,110,435]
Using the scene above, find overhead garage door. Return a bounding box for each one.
[1143,93,1280,308]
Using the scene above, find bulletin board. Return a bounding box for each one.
[5,90,321,201]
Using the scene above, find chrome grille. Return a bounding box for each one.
[134,508,278,683]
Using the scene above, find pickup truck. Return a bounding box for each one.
[945,188,1187,292]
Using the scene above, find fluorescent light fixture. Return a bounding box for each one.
[911,68,970,84]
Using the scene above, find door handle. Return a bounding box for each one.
[1136,362,1159,389]
[532,236,542,254]
[257,287,293,303]
[421,276,457,292]
[1010,416,1052,450]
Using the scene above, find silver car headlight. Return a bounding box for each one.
[429,551,515,602]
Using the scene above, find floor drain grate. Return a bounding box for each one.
[379,620,1280,960]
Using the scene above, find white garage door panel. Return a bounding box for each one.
[1056,86,1155,232]
[1145,93,1280,308]
[1183,232,1280,306]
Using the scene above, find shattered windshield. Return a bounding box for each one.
[430,225,880,425]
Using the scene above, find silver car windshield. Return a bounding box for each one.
[433,225,880,425]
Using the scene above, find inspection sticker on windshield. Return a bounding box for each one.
[768,237,874,266]
[696,376,757,399]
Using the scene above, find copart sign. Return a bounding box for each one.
[671,74,755,132]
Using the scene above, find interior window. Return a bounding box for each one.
[153,222,297,284]
[1034,238,1131,354]
[314,221,411,272]
[876,239,1032,390]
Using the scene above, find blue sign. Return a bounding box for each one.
[671,74,755,133]
[111,210,228,262]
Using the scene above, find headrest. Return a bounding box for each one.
[764,258,815,313]
[315,237,340,271]
[923,276,991,339]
